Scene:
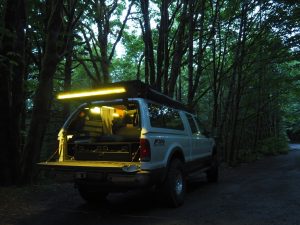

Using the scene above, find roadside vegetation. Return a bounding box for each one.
[0,0,299,185]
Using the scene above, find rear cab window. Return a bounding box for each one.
[186,114,199,134]
[148,103,184,130]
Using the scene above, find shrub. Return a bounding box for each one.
[257,136,289,156]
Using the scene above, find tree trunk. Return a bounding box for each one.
[63,36,74,119]
[187,0,195,105]
[156,0,169,91]
[0,0,26,185]
[136,53,144,80]
[21,0,64,183]
[140,0,156,86]
[168,0,188,98]
[228,3,248,165]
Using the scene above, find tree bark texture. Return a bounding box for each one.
[156,0,169,91]
[21,0,64,183]
[0,0,26,185]
[140,0,156,86]
[168,0,188,98]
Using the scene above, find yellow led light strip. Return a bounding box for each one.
[57,87,126,100]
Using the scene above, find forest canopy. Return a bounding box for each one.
[0,0,299,185]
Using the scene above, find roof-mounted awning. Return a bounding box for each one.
[56,80,193,113]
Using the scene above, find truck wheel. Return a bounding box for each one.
[78,184,108,204]
[206,153,219,183]
[162,159,186,207]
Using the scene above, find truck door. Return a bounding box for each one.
[186,114,212,162]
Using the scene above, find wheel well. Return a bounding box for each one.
[168,148,185,164]
[159,148,185,184]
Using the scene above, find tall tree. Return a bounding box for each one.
[21,0,64,183]
[0,0,26,185]
[156,0,169,91]
[167,0,188,97]
[139,0,156,85]
[76,0,134,85]
[62,0,84,118]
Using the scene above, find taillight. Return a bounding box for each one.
[140,138,151,161]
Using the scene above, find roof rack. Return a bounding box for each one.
[57,80,192,112]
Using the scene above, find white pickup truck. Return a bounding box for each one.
[39,80,218,207]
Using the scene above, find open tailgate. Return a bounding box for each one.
[38,161,141,173]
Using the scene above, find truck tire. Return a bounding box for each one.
[162,159,186,207]
[206,152,219,183]
[78,184,108,204]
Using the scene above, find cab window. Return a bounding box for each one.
[148,103,184,130]
[186,114,198,134]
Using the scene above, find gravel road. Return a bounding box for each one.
[1,147,300,225]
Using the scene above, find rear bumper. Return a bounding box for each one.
[74,171,154,190]
[38,161,164,190]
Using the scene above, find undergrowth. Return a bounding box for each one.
[238,136,289,163]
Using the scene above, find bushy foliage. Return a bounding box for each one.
[258,136,289,156]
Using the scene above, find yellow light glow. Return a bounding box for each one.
[67,135,73,140]
[113,113,120,117]
[57,87,126,100]
[103,106,115,110]
[90,107,101,114]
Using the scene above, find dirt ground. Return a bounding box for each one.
[1,148,300,225]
